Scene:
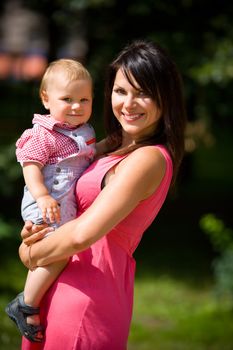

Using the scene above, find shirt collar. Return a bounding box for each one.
[32,114,78,130]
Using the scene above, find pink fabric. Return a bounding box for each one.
[21,145,172,350]
[16,114,95,165]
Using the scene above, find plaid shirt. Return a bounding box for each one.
[16,114,95,166]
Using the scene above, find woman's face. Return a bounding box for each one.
[111,68,161,144]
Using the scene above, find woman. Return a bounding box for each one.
[19,39,186,349]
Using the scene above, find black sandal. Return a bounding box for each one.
[5,292,44,342]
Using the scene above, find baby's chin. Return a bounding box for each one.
[58,121,82,129]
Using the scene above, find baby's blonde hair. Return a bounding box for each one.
[39,58,92,98]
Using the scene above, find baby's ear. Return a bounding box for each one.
[41,90,49,110]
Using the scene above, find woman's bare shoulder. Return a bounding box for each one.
[115,146,167,198]
[121,145,166,170]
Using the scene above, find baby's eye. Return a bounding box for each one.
[63,97,72,103]
[80,98,89,103]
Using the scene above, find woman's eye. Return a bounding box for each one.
[114,88,125,95]
[138,90,147,97]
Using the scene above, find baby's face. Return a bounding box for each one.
[42,75,93,127]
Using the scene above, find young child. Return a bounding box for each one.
[5,58,96,342]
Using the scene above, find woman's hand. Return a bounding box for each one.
[19,242,31,269]
[21,221,53,246]
[19,221,54,269]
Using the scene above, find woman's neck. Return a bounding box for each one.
[121,132,136,149]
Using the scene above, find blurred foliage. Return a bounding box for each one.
[190,37,233,85]
[0,143,21,197]
[0,0,232,242]
[129,276,233,350]
[200,214,233,304]
[200,214,233,252]
[0,216,18,240]
[1,0,233,141]
[0,2,231,227]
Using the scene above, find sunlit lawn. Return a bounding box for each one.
[1,256,233,350]
[1,193,233,350]
[0,256,26,349]
[129,276,233,350]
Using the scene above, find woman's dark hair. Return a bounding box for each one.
[104,40,187,185]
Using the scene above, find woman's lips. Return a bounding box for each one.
[122,113,144,122]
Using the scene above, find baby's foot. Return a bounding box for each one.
[5,292,44,342]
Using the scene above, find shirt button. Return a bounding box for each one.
[54,180,59,185]
[56,167,61,172]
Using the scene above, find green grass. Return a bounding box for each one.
[1,264,233,350]
[0,294,22,348]
[128,276,233,350]
[0,247,26,349]
[1,218,233,350]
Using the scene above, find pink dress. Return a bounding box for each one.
[21,145,173,350]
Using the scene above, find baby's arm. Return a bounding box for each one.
[23,162,60,224]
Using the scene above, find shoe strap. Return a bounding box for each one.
[18,293,40,315]
[19,304,40,315]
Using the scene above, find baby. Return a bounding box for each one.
[6,58,96,342]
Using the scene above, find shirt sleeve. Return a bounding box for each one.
[16,125,55,166]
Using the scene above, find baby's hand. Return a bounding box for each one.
[36,195,60,224]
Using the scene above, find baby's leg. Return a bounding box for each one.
[24,259,68,325]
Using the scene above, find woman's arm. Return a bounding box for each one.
[20,146,166,268]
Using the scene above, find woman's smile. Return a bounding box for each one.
[121,112,145,122]
[112,68,161,141]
